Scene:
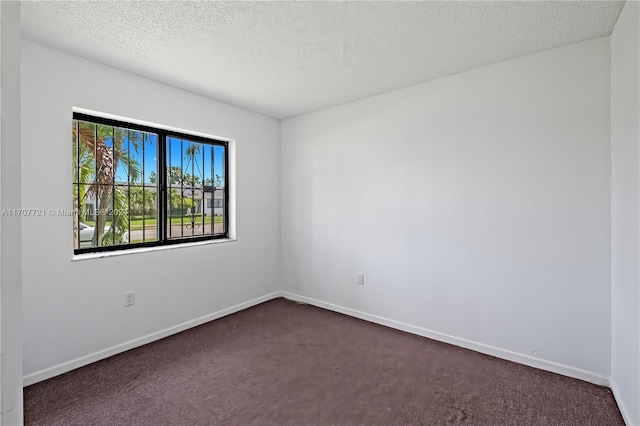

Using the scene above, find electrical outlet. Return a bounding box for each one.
[124,291,135,307]
[357,273,365,285]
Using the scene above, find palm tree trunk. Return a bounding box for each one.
[94,192,110,245]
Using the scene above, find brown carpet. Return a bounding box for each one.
[24,298,623,425]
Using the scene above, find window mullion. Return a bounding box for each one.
[76,120,81,248]
[224,142,229,237]
[158,132,168,243]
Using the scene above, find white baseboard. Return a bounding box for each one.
[610,378,636,426]
[23,292,281,386]
[22,289,612,392]
[280,291,610,387]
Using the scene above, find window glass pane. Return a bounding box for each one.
[125,185,156,244]
[72,119,159,251]
[72,183,80,250]
[202,144,211,186]
[213,145,225,188]
[166,136,215,240]
[96,124,112,185]
[112,129,144,185]
[213,189,225,235]
[72,120,78,178]
[143,134,158,185]
[73,121,97,184]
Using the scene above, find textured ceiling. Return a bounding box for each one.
[21,1,624,119]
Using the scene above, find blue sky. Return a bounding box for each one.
[108,131,225,186]
[167,136,226,186]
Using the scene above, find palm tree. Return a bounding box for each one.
[129,187,156,216]
[72,121,141,248]
[185,143,200,184]
[143,189,156,216]
[72,127,95,248]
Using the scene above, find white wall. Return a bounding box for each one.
[611,1,640,424]
[0,2,23,424]
[281,37,612,378]
[21,41,281,382]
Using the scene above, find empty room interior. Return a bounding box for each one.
[1,0,640,424]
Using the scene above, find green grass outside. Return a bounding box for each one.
[81,216,224,231]
[129,216,224,230]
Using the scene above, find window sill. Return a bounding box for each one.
[71,238,237,262]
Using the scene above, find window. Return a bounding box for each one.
[72,113,228,254]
